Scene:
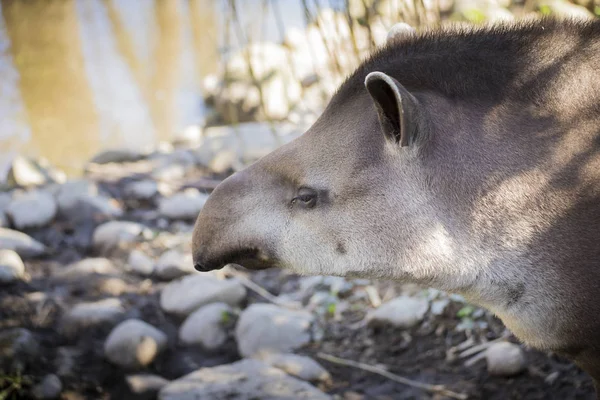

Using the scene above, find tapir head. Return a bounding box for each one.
[192,70,440,280]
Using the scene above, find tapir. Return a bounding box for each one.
[192,18,600,391]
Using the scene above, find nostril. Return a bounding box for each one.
[194,262,210,272]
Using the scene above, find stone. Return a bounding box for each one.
[158,359,331,400]
[72,195,123,221]
[0,328,39,372]
[55,180,98,214]
[0,249,25,283]
[0,211,7,228]
[125,180,158,200]
[55,258,119,280]
[256,353,331,383]
[173,125,203,146]
[89,149,145,164]
[61,298,125,335]
[126,374,169,396]
[430,299,450,316]
[179,303,233,349]
[367,296,429,329]
[32,374,62,399]
[5,190,57,229]
[299,276,353,297]
[158,189,208,220]
[0,227,46,257]
[160,274,246,316]
[155,250,195,280]
[235,304,314,358]
[92,221,150,253]
[6,156,47,187]
[127,250,155,276]
[485,342,526,376]
[104,319,168,369]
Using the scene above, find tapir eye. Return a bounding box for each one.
[292,187,318,209]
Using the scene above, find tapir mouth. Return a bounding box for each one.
[194,247,276,272]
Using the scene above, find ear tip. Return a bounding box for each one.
[364,71,386,86]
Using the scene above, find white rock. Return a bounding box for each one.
[367,296,429,329]
[32,374,62,399]
[256,353,331,383]
[104,319,168,369]
[7,156,47,187]
[155,250,195,280]
[485,342,526,376]
[173,125,203,146]
[55,258,119,280]
[160,274,246,316]
[6,190,57,229]
[73,195,123,220]
[158,189,208,220]
[235,304,314,358]
[387,22,416,42]
[92,221,149,253]
[55,180,98,214]
[125,180,158,200]
[127,250,155,276]
[0,228,46,258]
[0,249,25,283]
[61,298,125,335]
[126,374,169,395]
[430,299,450,316]
[158,359,331,400]
[179,303,232,349]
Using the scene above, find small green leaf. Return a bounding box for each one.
[457,305,475,318]
[327,303,336,315]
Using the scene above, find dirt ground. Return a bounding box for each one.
[1,262,596,400]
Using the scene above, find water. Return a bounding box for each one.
[0,0,311,175]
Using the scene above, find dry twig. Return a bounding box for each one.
[316,352,469,400]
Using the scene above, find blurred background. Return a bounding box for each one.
[1,0,599,177]
[1,1,599,399]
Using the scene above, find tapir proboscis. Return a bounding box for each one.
[192,18,600,392]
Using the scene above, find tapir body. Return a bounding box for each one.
[193,18,600,389]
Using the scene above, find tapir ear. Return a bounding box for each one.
[364,71,421,147]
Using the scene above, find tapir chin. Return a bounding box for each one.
[192,18,600,390]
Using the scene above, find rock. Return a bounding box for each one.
[104,319,168,369]
[173,125,203,146]
[71,195,123,222]
[299,276,353,297]
[0,249,25,283]
[55,180,98,214]
[61,298,125,335]
[0,211,7,228]
[235,304,314,358]
[125,180,159,200]
[126,374,169,396]
[0,227,46,257]
[430,299,450,316]
[256,353,331,383]
[127,250,155,276]
[151,164,186,181]
[158,189,208,220]
[367,296,429,329]
[6,156,48,187]
[55,258,119,280]
[92,221,150,253]
[485,342,526,376]
[155,250,195,280]
[179,303,233,349]
[54,347,81,378]
[32,374,62,399]
[0,328,39,371]
[90,149,145,164]
[161,275,246,316]
[6,190,57,229]
[158,359,331,400]
[387,22,416,42]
